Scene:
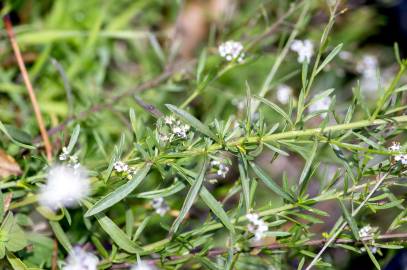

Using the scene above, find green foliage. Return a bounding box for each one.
[0,0,407,269]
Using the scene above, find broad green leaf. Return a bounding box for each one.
[250,162,293,202]
[49,221,72,252]
[0,213,27,253]
[170,158,207,235]
[7,252,29,270]
[96,214,140,253]
[0,121,35,149]
[165,104,217,140]
[338,200,359,240]
[85,164,151,217]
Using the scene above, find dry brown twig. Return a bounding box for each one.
[3,15,53,162]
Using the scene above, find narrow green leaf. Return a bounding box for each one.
[85,164,151,217]
[299,141,318,188]
[50,221,72,252]
[316,43,343,74]
[0,121,35,149]
[238,156,250,212]
[250,162,293,202]
[165,104,217,140]
[364,243,381,270]
[338,200,359,240]
[254,95,293,125]
[173,164,234,233]
[136,181,186,199]
[96,214,140,253]
[65,124,80,153]
[170,159,207,235]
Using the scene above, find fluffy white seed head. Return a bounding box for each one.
[63,246,98,270]
[291,39,314,63]
[39,165,90,209]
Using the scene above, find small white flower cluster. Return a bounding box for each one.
[218,40,245,63]
[39,165,90,210]
[114,160,129,173]
[308,96,331,118]
[151,197,170,216]
[159,116,191,143]
[131,261,157,270]
[63,246,98,270]
[246,213,268,240]
[356,54,379,93]
[276,84,293,105]
[388,142,407,165]
[359,224,378,238]
[291,39,314,63]
[210,160,230,178]
[59,146,79,168]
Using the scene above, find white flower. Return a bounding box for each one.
[357,55,379,93]
[210,160,229,178]
[219,41,245,62]
[63,246,98,270]
[339,51,352,61]
[59,147,79,166]
[59,147,69,161]
[389,142,407,164]
[151,197,169,216]
[164,116,175,125]
[131,261,157,270]
[276,84,293,104]
[171,122,190,139]
[359,225,378,238]
[114,161,129,173]
[246,213,268,240]
[308,96,331,118]
[291,39,314,63]
[39,165,90,209]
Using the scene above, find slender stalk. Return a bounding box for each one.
[3,15,53,161]
[305,172,390,270]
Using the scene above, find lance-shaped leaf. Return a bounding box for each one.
[96,214,141,253]
[165,104,217,140]
[170,159,207,235]
[49,221,72,252]
[338,200,359,240]
[85,164,151,217]
[173,164,234,233]
[238,155,250,212]
[299,141,318,191]
[250,162,293,202]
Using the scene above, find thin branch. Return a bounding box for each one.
[3,15,53,161]
[110,232,407,269]
[33,60,194,143]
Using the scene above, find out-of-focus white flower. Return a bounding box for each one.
[63,246,98,270]
[131,261,157,270]
[219,41,245,62]
[339,51,352,61]
[276,84,293,104]
[359,225,378,238]
[114,160,129,173]
[357,54,379,93]
[210,160,230,178]
[246,213,268,240]
[308,96,331,118]
[151,197,169,216]
[388,142,407,164]
[164,116,175,125]
[39,165,90,209]
[291,39,314,63]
